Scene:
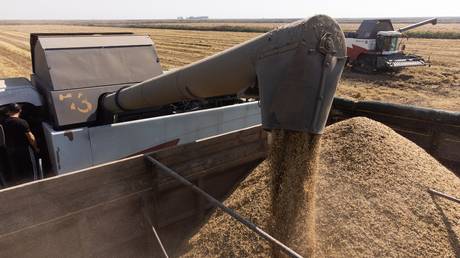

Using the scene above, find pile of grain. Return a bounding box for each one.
[182,117,460,257]
[315,117,460,257]
[181,130,321,258]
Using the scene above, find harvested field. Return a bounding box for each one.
[182,117,460,257]
[118,22,460,38]
[337,37,460,111]
[0,24,459,110]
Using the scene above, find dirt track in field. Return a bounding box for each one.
[0,24,458,111]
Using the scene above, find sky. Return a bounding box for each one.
[0,0,459,20]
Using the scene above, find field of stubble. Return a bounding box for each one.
[0,24,458,111]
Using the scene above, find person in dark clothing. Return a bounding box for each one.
[2,103,39,180]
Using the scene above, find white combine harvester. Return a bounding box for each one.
[345,18,437,72]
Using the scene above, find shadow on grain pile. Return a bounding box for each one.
[181,117,460,258]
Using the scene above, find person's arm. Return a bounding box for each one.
[26,132,39,153]
[19,119,39,153]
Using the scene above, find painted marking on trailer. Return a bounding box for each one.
[63,92,93,113]
[76,99,92,113]
[58,93,72,101]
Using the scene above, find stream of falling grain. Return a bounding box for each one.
[182,130,321,258]
[269,130,321,258]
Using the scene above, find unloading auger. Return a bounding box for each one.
[102,15,347,134]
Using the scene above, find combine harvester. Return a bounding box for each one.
[0,15,459,257]
[345,18,437,72]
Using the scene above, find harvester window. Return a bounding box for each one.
[390,37,399,51]
[377,36,399,52]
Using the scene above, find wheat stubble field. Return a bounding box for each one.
[0,24,459,111]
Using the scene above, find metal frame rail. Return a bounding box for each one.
[145,155,303,258]
[428,189,460,204]
[142,201,170,258]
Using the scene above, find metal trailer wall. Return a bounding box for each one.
[329,98,460,174]
[0,126,267,257]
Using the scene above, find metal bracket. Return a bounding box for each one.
[318,32,336,56]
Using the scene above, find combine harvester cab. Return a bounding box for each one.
[345,18,437,72]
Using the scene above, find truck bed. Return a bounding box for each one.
[0,98,458,257]
[0,126,267,257]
